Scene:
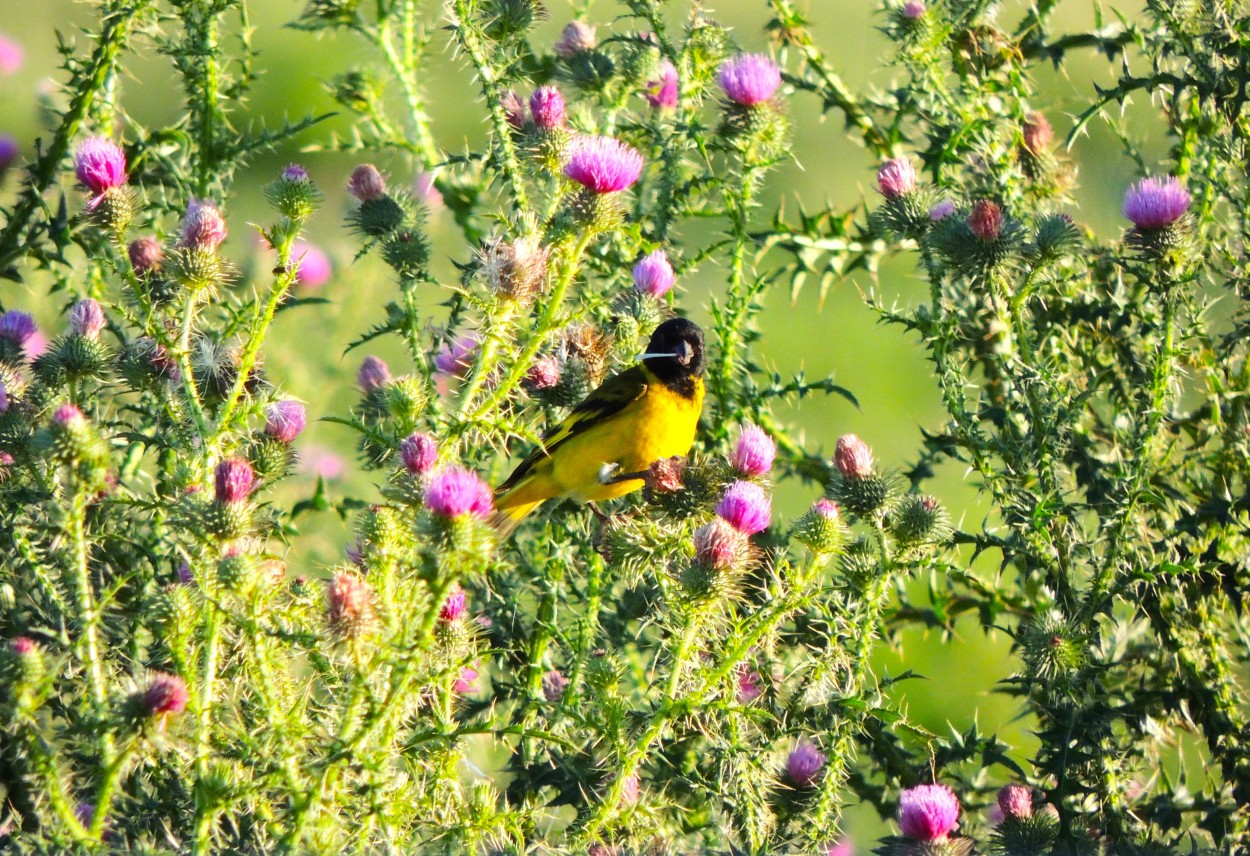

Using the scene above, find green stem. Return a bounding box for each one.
[192,603,221,853]
[68,487,115,764]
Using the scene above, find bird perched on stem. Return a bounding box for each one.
[494,318,705,534]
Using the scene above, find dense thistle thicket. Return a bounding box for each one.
[0,0,1245,852]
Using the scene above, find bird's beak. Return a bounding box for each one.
[638,351,678,360]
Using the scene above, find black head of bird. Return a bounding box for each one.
[640,318,705,395]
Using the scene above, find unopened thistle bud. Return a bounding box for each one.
[632,249,675,298]
[792,498,849,554]
[786,739,826,787]
[877,157,917,199]
[1021,112,1052,156]
[997,784,1032,820]
[424,466,493,519]
[529,86,566,130]
[731,424,775,477]
[401,432,438,475]
[179,199,228,252]
[348,164,387,202]
[357,355,391,392]
[554,20,596,57]
[694,517,746,570]
[645,60,679,109]
[128,236,163,277]
[897,784,960,841]
[326,571,375,639]
[264,400,306,443]
[142,672,189,717]
[969,200,1002,241]
[214,457,254,504]
[1034,213,1080,259]
[265,163,323,221]
[718,54,781,107]
[831,434,892,517]
[215,551,256,591]
[889,493,950,547]
[716,481,771,535]
[834,434,873,479]
[68,299,105,339]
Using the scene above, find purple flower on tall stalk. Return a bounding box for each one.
[0,33,22,74]
[716,481,771,535]
[732,424,775,477]
[632,249,675,298]
[1123,176,1190,231]
[264,400,306,443]
[292,240,332,288]
[68,299,105,339]
[179,199,227,251]
[877,157,917,199]
[564,136,644,194]
[348,164,387,202]
[214,458,254,504]
[554,20,596,57]
[434,334,480,378]
[73,137,126,206]
[424,466,493,519]
[898,783,961,841]
[786,738,826,786]
[401,432,438,475]
[645,60,679,109]
[0,310,35,347]
[0,135,17,171]
[529,86,567,130]
[717,54,782,106]
[142,672,189,717]
[357,355,391,392]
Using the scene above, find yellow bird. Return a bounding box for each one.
[494,318,706,533]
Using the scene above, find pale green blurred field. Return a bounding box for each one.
[0,0,1164,841]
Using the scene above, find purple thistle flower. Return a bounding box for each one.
[434,334,479,378]
[877,157,917,199]
[10,636,35,657]
[694,518,744,569]
[345,540,365,567]
[929,199,956,221]
[542,669,570,701]
[645,60,679,109]
[68,299,105,339]
[736,665,763,703]
[74,137,127,197]
[0,135,18,171]
[179,199,227,251]
[453,662,480,694]
[786,738,826,787]
[997,783,1032,820]
[74,802,97,829]
[619,773,641,806]
[348,164,387,202]
[564,135,644,194]
[731,423,775,477]
[0,33,22,74]
[501,90,527,129]
[716,481,771,535]
[0,310,37,346]
[1123,176,1190,231]
[902,0,926,19]
[0,380,7,414]
[814,498,841,520]
[823,839,853,856]
[525,356,561,390]
[214,457,254,504]
[177,562,195,586]
[898,783,961,841]
[529,86,567,130]
[264,400,307,443]
[554,20,596,58]
[439,585,468,622]
[357,355,391,392]
[632,249,675,298]
[52,403,84,429]
[143,672,189,716]
[717,54,782,107]
[128,236,163,275]
[834,434,874,479]
[281,163,309,182]
[401,432,438,475]
[292,240,332,288]
[424,466,493,519]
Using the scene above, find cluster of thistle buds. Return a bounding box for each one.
[347,164,430,282]
[350,352,430,465]
[504,84,570,170]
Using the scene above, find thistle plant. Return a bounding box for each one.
[0,0,1246,852]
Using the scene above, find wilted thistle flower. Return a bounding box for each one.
[1123,176,1190,231]
[142,672,189,717]
[214,458,254,504]
[401,431,438,475]
[732,423,775,477]
[968,200,1003,241]
[357,355,391,392]
[525,356,561,391]
[529,85,566,130]
[997,784,1032,820]
[1021,112,1052,156]
[716,481,771,535]
[439,585,468,623]
[74,137,126,205]
[834,434,874,479]
[68,299,105,339]
[179,199,228,252]
[564,136,645,194]
[877,157,917,199]
[646,456,685,495]
[786,738,826,787]
[348,164,387,202]
[434,334,479,379]
[645,60,679,109]
[327,571,374,639]
[479,234,549,303]
[898,783,960,841]
[128,236,163,276]
[694,517,745,570]
[930,199,956,221]
[717,54,782,106]
[632,249,675,298]
[264,400,306,443]
[424,466,493,519]
[554,20,596,57]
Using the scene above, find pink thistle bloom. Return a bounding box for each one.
[732,423,775,477]
[898,783,961,841]
[0,135,18,171]
[814,498,841,520]
[997,783,1032,820]
[0,33,22,74]
[0,310,37,346]
[53,403,85,429]
[179,199,227,251]
[348,164,387,202]
[632,249,675,298]
[929,199,956,221]
[1123,176,1190,230]
[877,157,917,199]
[564,135,644,194]
[824,839,853,856]
[357,355,391,392]
[264,400,307,443]
[525,356,561,390]
[73,137,126,199]
[453,662,480,694]
[529,86,567,130]
[834,434,874,479]
[736,665,763,703]
[434,334,479,378]
[292,240,332,288]
[23,329,47,360]
[281,163,309,182]
[542,669,569,701]
[439,585,468,622]
[694,518,744,569]
[414,171,443,208]
[717,54,782,107]
[716,481,771,535]
[303,446,346,480]
[554,20,597,58]
[400,432,438,475]
[968,200,1003,241]
[619,773,641,806]
[424,466,493,519]
[10,636,35,656]
[143,672,189,716]
[128,236,163,275]
[68,299,105,339]
[902,0,926,19]
[645,60,679,109]
[214,457,254,504]
[786,738,826,787]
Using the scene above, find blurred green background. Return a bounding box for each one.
[0,0,1166,843]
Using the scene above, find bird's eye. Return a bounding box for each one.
[675,340,694,365]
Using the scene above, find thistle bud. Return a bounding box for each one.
[264,400,306,443]
[646,456,685,495]
[501,90,527,129]
[348,164,387,202]
[632,249,675,298]
[524,356,561,391]
[645,60,679,109]
[968,200,1002,241]
[831,435,892,518]
[834,434,874,479]
[74,138,131,231]
[901,0,925,18]
[897,784,960,841]
[876,157,917,199]
[731,424,775,477]
[68,299,105,339]
[554,21,596,57]
[693,517,746,570]
[128,236,163,277]
[357,355,391,392]
[529,85,566,130]
[453,662,480,694]
[265,163,323,221]
[785,739,826,787]
[888,493,950,547]
[179,199,228,252]
[214,457,254,504]
[1034,213,1080,259]
[736,665,763,703]
[400,432,438,475]
[142,672,189,717]
[1021,112,1052,156]
[997,784,1032,820]
[792,498,848,554]
[715,481,771,535]
[326,572,375,639]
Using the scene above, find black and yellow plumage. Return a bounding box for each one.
[494,318,706,532]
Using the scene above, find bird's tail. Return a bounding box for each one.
[490,499,543,539]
